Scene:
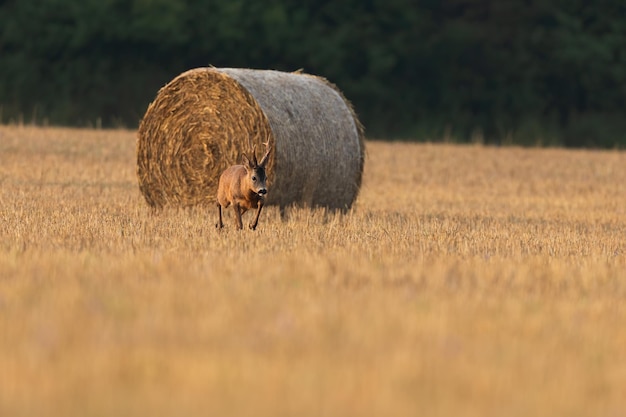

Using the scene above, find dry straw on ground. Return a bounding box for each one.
[2,126,626,417]
[137,67,365,210]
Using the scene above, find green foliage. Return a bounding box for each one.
[1,0,625,147]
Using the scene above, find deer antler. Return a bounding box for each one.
[251,144,258,166]
[259,141,271,167]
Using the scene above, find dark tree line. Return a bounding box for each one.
[1,0,626,147]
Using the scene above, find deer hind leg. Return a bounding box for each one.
[279,205,288,222]
[216,203,224,229]
[233,203,244,230]
[249,200,264,230]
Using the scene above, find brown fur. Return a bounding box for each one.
[216,145,271,230]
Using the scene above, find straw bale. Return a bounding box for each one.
[137,67,364,210]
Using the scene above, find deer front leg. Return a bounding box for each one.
[216,203,224,229]
[249,200,264,230]
[233,203,243,230]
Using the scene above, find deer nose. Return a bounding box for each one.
[258,189,267,195]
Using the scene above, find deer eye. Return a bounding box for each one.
[252,176,257,181]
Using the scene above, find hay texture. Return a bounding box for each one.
[137,67,364,210]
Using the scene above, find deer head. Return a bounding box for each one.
[241,144,271,197]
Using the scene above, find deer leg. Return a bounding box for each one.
[216,203,224,229]
[233,203,243,230]
[249,200,264,230]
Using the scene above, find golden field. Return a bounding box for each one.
[1,125,625,417]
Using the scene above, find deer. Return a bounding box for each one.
[216,144,271,230]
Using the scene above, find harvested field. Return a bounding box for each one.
[1,126,626,417]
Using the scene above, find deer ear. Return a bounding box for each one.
[241,154,253,169]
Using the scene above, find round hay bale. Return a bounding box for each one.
[137,67,365,211]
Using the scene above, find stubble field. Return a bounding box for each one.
[1,126,625,417]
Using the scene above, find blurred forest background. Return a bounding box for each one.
[1,0,625,147]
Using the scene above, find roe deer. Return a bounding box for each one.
[216,144,271,230]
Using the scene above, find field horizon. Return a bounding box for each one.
[1,125,625,416]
